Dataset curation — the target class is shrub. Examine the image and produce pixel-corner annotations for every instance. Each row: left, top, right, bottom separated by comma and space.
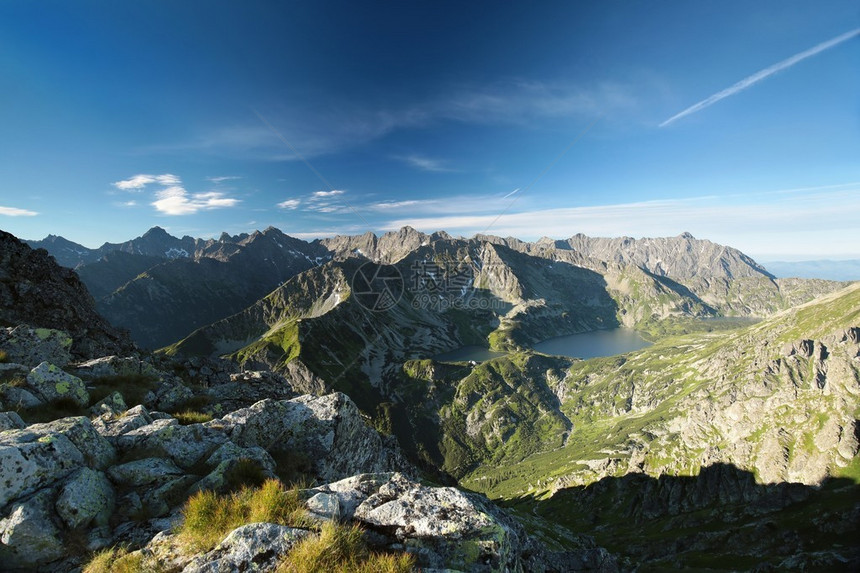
277, 521, 415, 573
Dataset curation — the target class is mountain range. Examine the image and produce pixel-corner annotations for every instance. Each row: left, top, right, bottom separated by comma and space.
27, 226, 848, 350
6, 225, 860, 569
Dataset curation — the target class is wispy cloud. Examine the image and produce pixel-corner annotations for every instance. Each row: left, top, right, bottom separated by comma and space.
277, 199, 301, 209
143, 79, 630, 161
395, 154, 456, 172
661, 28, 860, 127
380, 184, 860, 257
207, 176, 242, 183
0, 206, 38, 217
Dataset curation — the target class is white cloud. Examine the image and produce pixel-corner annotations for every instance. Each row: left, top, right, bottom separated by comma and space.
661, 27, 860, 127
153, 187, 239, 215
277, 199, 301, 209
396, 155, 455, 172
311, 190, 344, 198
208, 176, 241, 183
113, 173, 181, 190
113, 174, 157, 190
0, 206, 38, 217
112, 173, 241, 215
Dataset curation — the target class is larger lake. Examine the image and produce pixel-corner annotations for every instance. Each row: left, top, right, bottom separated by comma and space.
433, 328, 652, 363
532, 328, 651, 359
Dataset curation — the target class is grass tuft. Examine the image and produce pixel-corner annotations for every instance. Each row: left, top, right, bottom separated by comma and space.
82, 546, 149, 573
179, 479, 307, 553
173, 410, 213, 425
277, 521, 415, 573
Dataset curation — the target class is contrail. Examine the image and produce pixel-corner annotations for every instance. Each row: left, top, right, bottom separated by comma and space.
502, 188, 520, 199
660, 27, 860, 127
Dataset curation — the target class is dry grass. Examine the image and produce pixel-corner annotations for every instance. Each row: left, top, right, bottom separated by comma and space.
82, 546, 152, 573
172, 409, 213, 425
277, 521, 415, 573
179, 478, 308, 552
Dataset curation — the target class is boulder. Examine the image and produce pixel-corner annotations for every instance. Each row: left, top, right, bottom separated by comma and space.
73, 355, 160, 380
0, 430, 83, 508
27, 416, 116, 470
116, 418, 227, 470
90, 390, 128, 416
146, 378, 194, 411
55, 467, 115, 529
309, 472, 537, 572
93, 404, 153, 439
0, 326, 73, 368
0, 488, 65, 567
0, 411, 25, 432
353, 473, 530, 572
216, 393, 409, 482
108, 457, 184, 487
182, 523, 310, 573
0, 386, 43, 409
26, 361, 89, 406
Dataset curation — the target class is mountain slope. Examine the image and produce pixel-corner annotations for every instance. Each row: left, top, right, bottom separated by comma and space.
0, 230, 133, 358
97, 228, 329, 349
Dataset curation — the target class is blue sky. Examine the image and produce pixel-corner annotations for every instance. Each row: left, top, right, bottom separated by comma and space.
1, 1, 858, 259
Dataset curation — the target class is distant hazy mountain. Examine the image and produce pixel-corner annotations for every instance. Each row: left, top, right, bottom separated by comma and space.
760, 259, 860, 281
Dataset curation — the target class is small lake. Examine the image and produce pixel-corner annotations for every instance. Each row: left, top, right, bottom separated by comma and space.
432, 328, 652, 363
433, 345, 507, 363
532, 328, 651, 359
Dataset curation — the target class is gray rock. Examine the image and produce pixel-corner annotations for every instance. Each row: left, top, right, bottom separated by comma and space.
182, 523, 310, 573
0, 325, 73, 368
0, 386, 43, 409
55, 467, 115, 529
108, 457, 184, 487
26, 361, 89, 406
27, 416, 116, 470
192, 444, 278, 494
217, 393, 409, 482
306, 491, 340, 521
311, 473, 394, 520
90, 390, 128, 416
93, 403, 153, 439
0, 488, 65, 567
147, 378, 194, 411
142, 475, 200, 518
116, 418, 227, 469
0, 430, 83, 508
73, 355, 160, 380
353, 472, 531, 572
0, 411, 25, 432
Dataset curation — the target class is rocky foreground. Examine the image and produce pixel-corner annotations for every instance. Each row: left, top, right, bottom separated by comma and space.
0, 325, 613, 571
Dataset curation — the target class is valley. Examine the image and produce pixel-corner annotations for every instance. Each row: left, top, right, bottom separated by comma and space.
3, 225, 858, 570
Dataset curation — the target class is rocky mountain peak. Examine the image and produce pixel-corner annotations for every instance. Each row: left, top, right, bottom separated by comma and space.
0, 230, 133, 358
